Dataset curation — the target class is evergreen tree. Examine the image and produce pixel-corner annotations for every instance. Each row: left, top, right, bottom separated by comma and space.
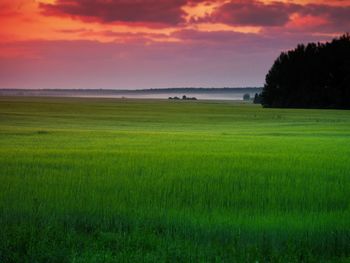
261, 34, 350, 109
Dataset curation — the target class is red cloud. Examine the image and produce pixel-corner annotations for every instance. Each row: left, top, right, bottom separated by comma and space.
298, 4, 350, 32
38, 0, 350, 32
39, 0, 189, 26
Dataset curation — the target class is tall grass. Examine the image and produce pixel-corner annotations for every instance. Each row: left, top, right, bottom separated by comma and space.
0, 96, 349, 262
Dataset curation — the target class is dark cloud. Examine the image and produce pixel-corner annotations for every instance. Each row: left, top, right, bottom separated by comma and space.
299, 4, 350, 32
210, 0, 350, 30
39, 0, 350, 31
171, 29, 327, 54
39, 0, 189, 26
210, 1, 299, 27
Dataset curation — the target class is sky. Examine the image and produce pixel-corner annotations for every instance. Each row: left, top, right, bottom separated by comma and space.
1, 0, 350, 89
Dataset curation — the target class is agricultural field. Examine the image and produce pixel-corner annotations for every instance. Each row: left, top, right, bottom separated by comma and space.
0, 96, 349, 262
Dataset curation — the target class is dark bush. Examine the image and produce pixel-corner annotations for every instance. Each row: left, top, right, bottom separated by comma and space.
243, 93, 251, 101
253, 93, 263, 104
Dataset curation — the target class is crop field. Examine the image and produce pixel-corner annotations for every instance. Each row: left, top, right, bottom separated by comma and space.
0, 96, 349, 262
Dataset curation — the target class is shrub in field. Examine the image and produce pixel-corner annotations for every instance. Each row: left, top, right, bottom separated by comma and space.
253, 93, 263, 104
243, 93, 251, 101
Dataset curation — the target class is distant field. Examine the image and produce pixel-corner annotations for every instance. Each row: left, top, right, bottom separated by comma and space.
0, 96, 349, 262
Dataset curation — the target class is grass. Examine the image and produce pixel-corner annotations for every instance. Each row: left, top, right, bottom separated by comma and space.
0, 96, 349, 262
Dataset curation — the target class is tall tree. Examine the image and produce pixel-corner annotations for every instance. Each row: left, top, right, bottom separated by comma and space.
261, 34, 350, 109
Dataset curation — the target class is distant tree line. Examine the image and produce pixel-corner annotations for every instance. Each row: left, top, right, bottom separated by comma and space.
168, 95, 197, 100
260, 33, 350, 109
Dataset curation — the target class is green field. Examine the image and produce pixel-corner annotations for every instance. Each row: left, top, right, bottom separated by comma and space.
0, 96, 349, 262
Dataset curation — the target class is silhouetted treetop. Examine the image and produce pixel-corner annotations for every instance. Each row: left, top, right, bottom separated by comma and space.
261, 33, 350, 109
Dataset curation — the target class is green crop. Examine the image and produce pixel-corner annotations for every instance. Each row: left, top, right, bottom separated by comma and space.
0, 96, 349, 262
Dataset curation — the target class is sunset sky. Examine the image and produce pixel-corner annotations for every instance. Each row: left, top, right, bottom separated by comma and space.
1, 0, 350, 89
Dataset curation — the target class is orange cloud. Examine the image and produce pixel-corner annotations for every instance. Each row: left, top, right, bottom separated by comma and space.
1, 0, 349, 89
1, 0, 349, 44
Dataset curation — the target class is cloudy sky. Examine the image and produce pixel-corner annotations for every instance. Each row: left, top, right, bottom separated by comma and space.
1, 0, 349, 89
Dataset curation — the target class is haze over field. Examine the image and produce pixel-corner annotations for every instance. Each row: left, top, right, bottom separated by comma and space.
1, 0, 350, 89
0, 88, 262, 100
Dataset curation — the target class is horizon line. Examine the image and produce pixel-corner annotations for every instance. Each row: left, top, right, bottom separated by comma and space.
0, 87, 263, 91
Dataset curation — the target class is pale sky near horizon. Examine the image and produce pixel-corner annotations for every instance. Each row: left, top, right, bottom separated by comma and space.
1, 0, 349, 89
